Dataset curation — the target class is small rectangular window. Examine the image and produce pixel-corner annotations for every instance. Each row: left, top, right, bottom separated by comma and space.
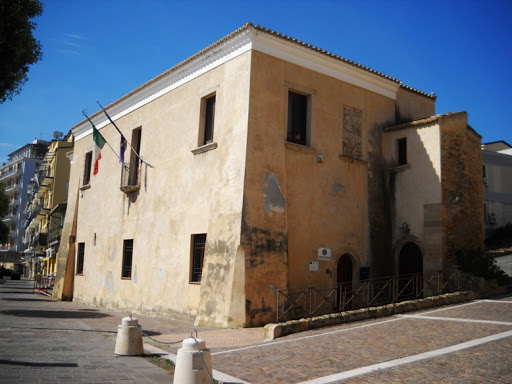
198, 94, 216, 146
397, 138, 407, 165
76, 242, 85, 275
287, 91, 309, 146
83, 152, 92, 185
190, 234, 206, 283
122, 239, 133, 279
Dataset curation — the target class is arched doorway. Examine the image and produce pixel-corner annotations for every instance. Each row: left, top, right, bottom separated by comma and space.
399, 242, 423, 276
398, 242, 423, 299
336, 254, 353, 309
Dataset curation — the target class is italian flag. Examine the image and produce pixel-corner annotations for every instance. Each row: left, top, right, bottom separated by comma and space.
92, 123, 106, 175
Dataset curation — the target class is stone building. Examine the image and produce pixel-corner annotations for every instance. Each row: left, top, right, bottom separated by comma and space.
53, 23, 484, 327
481, 141, 512, 237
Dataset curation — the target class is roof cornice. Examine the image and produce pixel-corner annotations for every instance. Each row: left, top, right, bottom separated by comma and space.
73, 22, 428, 141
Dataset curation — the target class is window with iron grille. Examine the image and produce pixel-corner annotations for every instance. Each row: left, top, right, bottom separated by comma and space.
122, 239, 133, 279
83, 152, 92, 185
190, 234, 206, 283
76, 242, 85, 275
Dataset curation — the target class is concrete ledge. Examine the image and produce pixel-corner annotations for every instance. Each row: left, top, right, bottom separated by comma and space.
264, 291, 478, 341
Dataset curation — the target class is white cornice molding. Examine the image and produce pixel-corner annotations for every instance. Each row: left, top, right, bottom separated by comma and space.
74, 26, 400, 141
251, 31, 399, 99
74, 28, 253, 141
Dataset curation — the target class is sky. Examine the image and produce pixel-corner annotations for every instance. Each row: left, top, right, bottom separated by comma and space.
1, 0, 511, 164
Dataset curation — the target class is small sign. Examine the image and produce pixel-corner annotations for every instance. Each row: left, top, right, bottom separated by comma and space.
318, 248, 331, 261
309, 261, 319, 272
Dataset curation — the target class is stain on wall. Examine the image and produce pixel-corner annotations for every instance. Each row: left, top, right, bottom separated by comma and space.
264, 173, 285, 215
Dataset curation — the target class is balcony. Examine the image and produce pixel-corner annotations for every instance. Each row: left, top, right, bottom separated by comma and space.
4, 182, 20, 192
0, 166, 21, 180
120, 161, 142, 193
30, 232, 47, 248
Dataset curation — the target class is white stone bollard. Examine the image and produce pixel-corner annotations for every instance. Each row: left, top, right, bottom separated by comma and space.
174, 337, 213, 384
115, 316, 144, 356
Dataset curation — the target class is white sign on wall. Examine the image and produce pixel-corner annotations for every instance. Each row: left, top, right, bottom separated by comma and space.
318, 248, 331, 260
309, 261, 319, 272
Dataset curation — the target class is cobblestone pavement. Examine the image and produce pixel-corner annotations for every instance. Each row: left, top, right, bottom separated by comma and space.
204, 297, 512, 383
2, 278, 511, 383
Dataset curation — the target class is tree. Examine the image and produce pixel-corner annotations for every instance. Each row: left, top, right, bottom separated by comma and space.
0, 0, 43, 103
0, 183, 8, 243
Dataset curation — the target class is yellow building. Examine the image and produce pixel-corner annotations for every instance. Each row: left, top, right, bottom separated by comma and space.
54, 23, 484, 327
25, 135, 73, 280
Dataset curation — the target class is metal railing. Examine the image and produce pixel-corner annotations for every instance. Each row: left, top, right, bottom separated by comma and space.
120, 161, 142, 192
33, 274, 55, 295
276, 271, 469, 323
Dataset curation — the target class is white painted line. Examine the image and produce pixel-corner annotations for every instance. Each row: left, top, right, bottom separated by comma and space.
417, 299, 481, 315
399, 314, 512, 326
296, 329, 512, 384
482, 299, 512, 304
212, 317, 404, 356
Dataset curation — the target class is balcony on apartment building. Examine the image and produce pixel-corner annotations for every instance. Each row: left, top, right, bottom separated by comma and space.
0, 165, 21, 181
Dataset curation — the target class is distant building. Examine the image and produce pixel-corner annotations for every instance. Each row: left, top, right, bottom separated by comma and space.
24, 135, 73, 279
54, 23, 484, 327
0, 140, 49, 261
482, 141, 512, 236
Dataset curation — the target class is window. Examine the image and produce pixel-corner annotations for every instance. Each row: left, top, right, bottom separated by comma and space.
83, 152, 92, 185
129, 128, 142, 186
199, 94, 216, 146
190, 234, 206, 283
287, 91, 310, 146
76, 242, 85, 274
122, 239, 133, 279
397, 137, 407, 165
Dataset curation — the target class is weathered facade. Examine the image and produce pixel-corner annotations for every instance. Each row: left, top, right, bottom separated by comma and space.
53, 23, 484, 327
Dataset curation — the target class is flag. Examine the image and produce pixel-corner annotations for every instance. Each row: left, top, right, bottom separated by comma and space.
89, 119, 106, 175
97, 102, 127, 163
120, 134, 127, 163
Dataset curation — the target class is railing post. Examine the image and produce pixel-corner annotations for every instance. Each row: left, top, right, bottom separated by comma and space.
276, 289, 280, 323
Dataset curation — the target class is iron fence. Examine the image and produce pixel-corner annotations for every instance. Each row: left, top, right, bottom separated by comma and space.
276, 270, 471, 323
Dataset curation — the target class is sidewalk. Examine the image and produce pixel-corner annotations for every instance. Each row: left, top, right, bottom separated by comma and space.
0, 278, 260, 383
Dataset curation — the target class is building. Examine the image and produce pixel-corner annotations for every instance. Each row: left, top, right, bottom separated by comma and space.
53, 23, 484, 327
482, 141, 512, 236
24, 135, 73, 279
0, 140, 49, 263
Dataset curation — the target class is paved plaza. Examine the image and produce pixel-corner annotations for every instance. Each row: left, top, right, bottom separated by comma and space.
1, 278, 511, 383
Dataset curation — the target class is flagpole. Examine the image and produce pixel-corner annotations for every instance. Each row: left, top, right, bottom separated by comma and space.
82, 111, 122, 162
96, 101, 152, 167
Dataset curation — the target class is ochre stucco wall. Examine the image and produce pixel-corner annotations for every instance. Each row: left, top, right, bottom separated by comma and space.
243, 51, 402, 325
59, 52, 251, 325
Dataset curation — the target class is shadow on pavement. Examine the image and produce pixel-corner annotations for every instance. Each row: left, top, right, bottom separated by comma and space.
0, 359, 78, 367
0, 309, 112, 319
2, 298, 52, 302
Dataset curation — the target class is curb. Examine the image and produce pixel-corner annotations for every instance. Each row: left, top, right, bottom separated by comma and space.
264, 291, 478, 341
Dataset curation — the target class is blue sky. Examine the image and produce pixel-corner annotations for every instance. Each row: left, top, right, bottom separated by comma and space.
1, 0, 511, 164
